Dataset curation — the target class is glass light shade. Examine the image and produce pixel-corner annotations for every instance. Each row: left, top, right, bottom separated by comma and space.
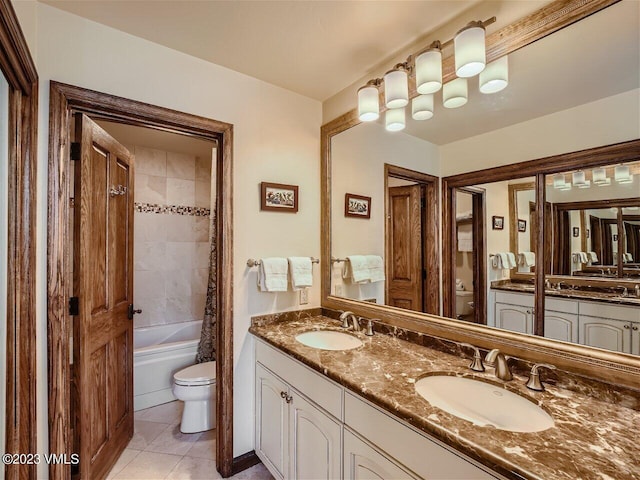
384, 69, 409, 108
443, 78, 468, 108
412, 94, 434, 120
479, 56, 508, 94
415, 49, 442, 94
592, 167, 608, 185
553, 173, 567, 189
385, 107, 406, 132
572, 171, 586, 186
454, 25, 486, 78
357, 85, 379, 122
558, 183, 572, 191
577, 180, 591, 189
615, 164, 633, 183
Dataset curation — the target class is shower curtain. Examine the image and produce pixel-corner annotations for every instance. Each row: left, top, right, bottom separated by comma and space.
196, 208, 217, 363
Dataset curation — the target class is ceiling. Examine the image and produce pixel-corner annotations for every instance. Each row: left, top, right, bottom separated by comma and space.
39, 0, 482, 101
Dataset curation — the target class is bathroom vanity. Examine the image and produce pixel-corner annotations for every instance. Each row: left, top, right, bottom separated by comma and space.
250, 312, 640, 480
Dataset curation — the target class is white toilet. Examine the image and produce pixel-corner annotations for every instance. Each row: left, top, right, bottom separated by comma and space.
172, 361, 216, 434
455, 279, 474, 318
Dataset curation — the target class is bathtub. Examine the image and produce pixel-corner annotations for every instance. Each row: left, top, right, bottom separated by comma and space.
134, 320, 202, 411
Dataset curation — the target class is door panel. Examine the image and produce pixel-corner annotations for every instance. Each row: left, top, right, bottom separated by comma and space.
387, 185, 422, 311
75, 113, 134, 479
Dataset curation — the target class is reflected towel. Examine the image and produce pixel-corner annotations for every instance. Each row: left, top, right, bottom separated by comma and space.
366, 255, 385, 283
519, 252, 536, 267
343, 255, 370, 283
588, 251, 598, 263
497, 253, 509, 269
506, 252, 517, 269
258, 257, 288, 292
288, 257, 313, 290
457, 228, 473, 252
579, 252, 588, 264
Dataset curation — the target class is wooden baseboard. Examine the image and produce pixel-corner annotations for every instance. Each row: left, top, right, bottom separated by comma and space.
230, 450, 261, 476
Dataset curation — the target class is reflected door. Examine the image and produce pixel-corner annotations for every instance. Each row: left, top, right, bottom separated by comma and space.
74, 114, 134, 479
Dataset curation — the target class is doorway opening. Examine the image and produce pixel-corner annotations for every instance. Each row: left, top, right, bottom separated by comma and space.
384, 164, 440, 315
47, 82, 235, 479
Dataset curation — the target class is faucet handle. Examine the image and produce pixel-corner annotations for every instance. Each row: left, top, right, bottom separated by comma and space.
526, 363, 556, 391
365, 319, 375, 336
459, 343, 485, 372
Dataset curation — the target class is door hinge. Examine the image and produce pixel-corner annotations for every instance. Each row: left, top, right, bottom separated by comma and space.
70, 142, 80, 161
69, 297, 79, 316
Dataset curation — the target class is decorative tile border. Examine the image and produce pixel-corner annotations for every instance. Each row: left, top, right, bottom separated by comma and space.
135, 202, 211, 217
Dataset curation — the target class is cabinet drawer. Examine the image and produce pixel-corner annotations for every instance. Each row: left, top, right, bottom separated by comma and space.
344, 392, 499, 479
256, 339, 343, 420
545, 297, 578, 314
578, 301, 640, 322
494, 291, 534, 307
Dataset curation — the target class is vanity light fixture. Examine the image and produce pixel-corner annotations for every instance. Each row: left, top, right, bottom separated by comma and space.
415, 43, 443, 94
454, 21, 486, 78
614, 164, 633, 184
357, 79, 381, 122
572, 170, 588, 187
412, 94, 434, 120
384, 64, 410, 109
479, 56, 509, 94
553, 173, 567, 189
443, 78, 468, 108
385, 107, 406, 132
592, 167, 611, 186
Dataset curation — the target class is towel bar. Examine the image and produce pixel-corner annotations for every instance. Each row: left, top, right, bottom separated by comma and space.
247, 257, 319, 268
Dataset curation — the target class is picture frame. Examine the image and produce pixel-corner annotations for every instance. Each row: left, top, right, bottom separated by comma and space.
572, 227, 580, 237
613, 233, 619, 242
261, 182, 299, 213
492, 215, 504, 230
517, 219, 527, 233
345, 193, 371, 219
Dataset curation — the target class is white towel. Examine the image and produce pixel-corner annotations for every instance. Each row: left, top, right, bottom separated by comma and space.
342, 255, 370, 283
506, 252, 517, 269
624, 252, 633, 262
457, 228, 473, 252
366, 255, 385, 283
579, 252, 588, 264
519, 252, 535, 267
257, 257, 288, 292
497, 253, 509, 269
587, 251, 598, 263
287, 257, 312, 290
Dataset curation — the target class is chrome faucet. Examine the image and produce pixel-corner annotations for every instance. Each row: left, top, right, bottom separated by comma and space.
635, 285, 640, 298
556, 281, 563, 291
339, 311, 358, 330
485, 349, 513, 381
525, 363, 556, 391
621, 287, 629, 298
460, 343, 485, 372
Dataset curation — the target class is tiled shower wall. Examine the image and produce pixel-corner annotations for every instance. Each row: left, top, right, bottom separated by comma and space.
133, 146, 214, 329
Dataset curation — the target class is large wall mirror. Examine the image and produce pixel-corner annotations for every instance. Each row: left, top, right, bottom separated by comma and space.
0, 0, 39, 477
322, 0, 640, 386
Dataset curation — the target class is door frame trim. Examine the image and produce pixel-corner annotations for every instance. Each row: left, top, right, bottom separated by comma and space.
0, 1, 39, 478
47, 82, 235, 479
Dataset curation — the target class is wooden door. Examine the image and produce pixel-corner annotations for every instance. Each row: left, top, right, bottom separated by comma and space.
387, 185, 422, 311
74, 114, 134, 479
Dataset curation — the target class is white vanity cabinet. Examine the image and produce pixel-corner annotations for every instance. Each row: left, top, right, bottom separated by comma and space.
254, 338, 505, 480
494, 292, 534, 334
544, 297, 579, 343
255, 342, 342, 480
578, 301, 640, 354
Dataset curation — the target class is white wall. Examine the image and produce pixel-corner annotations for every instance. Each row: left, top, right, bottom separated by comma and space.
330, 121, 439, 303
440, 89, 640, 176
22, 3, 322, 475
0, 69, 9, 474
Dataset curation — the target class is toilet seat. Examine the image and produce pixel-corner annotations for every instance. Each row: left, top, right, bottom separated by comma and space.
174, 361, 216, 387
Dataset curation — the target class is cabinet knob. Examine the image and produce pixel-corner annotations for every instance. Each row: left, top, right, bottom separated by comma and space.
280, 391, 287, 398
285, 394, 293, 404
633, 326, 639, 331
624, 324, 630, 330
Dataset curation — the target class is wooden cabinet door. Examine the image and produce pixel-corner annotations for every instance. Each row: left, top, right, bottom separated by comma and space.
344, 429, 418, 480
74, 114, 134, 479
544, 311, 578, 343
387, 185, 423, 311
495, 303, 532, 334
288, 389, 341, 480
578, 316, 631, 353
255, 364, 289, 480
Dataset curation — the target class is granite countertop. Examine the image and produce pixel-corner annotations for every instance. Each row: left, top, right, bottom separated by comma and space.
491, 282, 640, 307
250, 315, 640, 480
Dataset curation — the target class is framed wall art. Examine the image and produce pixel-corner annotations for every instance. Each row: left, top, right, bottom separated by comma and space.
345, 193, 371, 219
261, 182, 299, 213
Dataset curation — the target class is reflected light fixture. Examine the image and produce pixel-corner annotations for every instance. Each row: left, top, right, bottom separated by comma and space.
614, 164, 633, 183
415, 43, 443, 94
572, 170, 590, 188
592, 167, 611, 186
553, 173, 567, 189
385, 107, 406, 132
412, 94, 434, 120
443, 78, 468, 108
384, 65, 409, 109
357, 80, 381, 122
479, 56, 509, 94
454, 21, 486, 78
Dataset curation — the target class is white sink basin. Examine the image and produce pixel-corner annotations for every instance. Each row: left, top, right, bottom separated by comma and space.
415, 375, 554, 433
295, 330, 363, 351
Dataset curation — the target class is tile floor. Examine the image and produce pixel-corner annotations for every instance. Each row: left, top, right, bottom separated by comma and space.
107, 401, 273, 480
